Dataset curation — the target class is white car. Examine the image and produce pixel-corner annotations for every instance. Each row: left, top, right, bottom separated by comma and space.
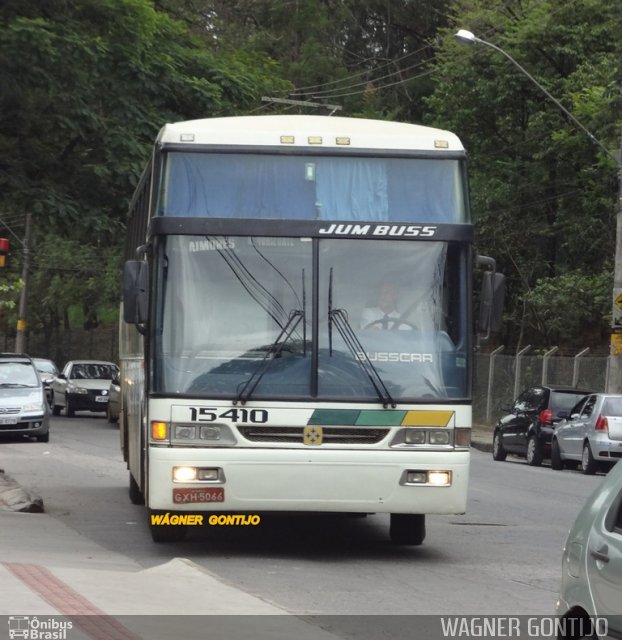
51, 360, 119, 417
556, 456, 622, 638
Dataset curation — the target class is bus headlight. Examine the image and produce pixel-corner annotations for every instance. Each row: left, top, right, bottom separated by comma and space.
404, 430, 426, 445
428, 471, 452, 486
175, 425, 197, 440
402, 470, 452, 486
428, 430, 450, 445
173, 466, 197, 482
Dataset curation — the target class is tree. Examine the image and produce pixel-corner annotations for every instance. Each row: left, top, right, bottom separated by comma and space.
0, 0, 288, 350
425, 0, 622, 349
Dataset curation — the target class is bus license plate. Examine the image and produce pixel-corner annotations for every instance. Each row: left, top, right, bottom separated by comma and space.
95, 396, 108, 403
0, 417, 17, 425
173, 487, 224, 504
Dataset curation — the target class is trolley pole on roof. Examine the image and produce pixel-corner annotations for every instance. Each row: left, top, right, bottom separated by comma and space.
261, 97, 342, 116
15, 212, 32, 354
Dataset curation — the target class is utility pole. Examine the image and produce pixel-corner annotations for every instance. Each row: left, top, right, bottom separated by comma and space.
15, 212, 32, 354
608, 131, 622, 392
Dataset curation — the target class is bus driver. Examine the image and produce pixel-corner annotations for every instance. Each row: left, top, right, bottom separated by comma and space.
360, 282, 415, 331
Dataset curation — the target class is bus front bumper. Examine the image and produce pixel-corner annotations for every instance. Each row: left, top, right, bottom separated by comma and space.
147, 448, 469, 514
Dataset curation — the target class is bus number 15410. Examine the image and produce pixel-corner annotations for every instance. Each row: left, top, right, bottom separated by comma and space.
188, 407, 268, 423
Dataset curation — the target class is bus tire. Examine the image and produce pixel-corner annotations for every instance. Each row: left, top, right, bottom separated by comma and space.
390, 513, 425, 545
129, 472, 145, 505
149, 511, 187, 543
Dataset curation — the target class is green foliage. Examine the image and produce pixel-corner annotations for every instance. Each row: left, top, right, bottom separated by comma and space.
0, 278, 23, 311
0, 0, 288, 343
426, 0, 621, 348
522, 271, 611, 347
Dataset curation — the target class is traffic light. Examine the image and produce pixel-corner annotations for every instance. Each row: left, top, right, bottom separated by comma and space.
0, 238, 8, 268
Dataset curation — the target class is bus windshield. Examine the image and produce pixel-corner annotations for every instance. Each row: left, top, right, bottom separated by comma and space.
159, 152, 468, 223
153, 235, 468, 401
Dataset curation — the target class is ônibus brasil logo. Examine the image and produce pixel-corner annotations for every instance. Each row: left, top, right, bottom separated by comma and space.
8, 616, 73, 640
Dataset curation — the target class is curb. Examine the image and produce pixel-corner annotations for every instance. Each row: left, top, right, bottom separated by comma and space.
0, 470, 44, 513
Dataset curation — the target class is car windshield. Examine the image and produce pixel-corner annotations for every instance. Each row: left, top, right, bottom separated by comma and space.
601, 397, 622, 416
70, 364, 118, 380
0, 362, 39, 387
34, 359, 57, 375
551, 391, 589, 414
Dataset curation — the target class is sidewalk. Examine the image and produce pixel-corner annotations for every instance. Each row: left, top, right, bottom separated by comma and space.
0, 429, 494, 638
0, 508, 344, 640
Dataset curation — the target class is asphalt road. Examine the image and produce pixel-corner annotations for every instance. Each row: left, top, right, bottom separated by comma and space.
0, 414, 606, 616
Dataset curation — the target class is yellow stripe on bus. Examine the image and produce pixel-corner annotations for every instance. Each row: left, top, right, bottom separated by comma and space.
401, 410, 454, 427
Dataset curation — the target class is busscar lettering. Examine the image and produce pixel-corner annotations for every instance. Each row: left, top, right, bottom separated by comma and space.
356, 351, 433, 363
318, 223, 436, 237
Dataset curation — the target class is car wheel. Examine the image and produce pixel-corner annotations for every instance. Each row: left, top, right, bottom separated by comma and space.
36, 432, 50, 443
51, 393, 61, 416
389, 513, 426, 545
582, 442, 598, 475
492, 431, 507, 461
149, 511, 187, 543
526, 435, 543, 466
66, 400, 75, 418
550, 438, 564, 471
129, 473, 145, 505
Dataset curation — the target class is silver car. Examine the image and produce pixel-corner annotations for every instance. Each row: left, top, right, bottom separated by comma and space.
556, 456, 622, 638
552, 394, 622, 474
0, 353, 49, 442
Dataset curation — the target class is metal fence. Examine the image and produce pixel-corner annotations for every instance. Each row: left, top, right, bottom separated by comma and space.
473, 348, 609, 427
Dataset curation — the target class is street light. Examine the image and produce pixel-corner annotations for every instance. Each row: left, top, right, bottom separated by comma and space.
455, 28, 622, 392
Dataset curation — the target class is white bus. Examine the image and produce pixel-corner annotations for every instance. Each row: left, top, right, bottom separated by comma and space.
120, 115, 501, 544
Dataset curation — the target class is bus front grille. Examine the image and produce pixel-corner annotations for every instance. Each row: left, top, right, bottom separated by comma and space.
237, 426, 389, 445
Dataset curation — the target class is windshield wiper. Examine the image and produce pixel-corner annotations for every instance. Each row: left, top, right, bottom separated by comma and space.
328, 308, 397, 408
0, 383, 34, 388
327, 269, 395, 408
234, 309, 304, 405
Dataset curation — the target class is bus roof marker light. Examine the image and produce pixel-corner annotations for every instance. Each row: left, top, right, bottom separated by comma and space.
180, 133, 195, 142
280, 135, 295, 144
336, 137, 350, 145
434, 140, 449, 149
308, 136, 322, 145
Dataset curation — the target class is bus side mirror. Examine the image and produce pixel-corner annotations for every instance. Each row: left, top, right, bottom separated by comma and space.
123, 260, 148, 325
476, 255, 505, 343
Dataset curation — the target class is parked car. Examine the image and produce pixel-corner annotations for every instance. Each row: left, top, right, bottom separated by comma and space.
107, 374, 120, 424
551, 393, 622, 475
492, 385, 594, 466
51, 360, 119, 417
32, 357, 59, 408
0, 352, 49, 442
556, 454, 622, 638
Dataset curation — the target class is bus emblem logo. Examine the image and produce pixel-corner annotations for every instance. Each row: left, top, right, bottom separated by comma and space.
303, 426, 323, 445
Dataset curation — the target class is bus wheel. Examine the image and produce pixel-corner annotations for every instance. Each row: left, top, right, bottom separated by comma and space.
129, 473, 145, 505
390, 513, 425, 545
149, 511, 187, 543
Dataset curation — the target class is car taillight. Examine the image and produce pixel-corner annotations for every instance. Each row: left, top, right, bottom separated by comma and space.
595, 416, 608, 431
539, 409, 553, 425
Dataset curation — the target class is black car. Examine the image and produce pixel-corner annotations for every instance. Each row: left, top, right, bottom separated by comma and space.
492, 385, 594, 466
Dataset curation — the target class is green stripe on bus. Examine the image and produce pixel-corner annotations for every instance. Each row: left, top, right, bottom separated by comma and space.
308, 409, 361, 425
355, 410, 407, 426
